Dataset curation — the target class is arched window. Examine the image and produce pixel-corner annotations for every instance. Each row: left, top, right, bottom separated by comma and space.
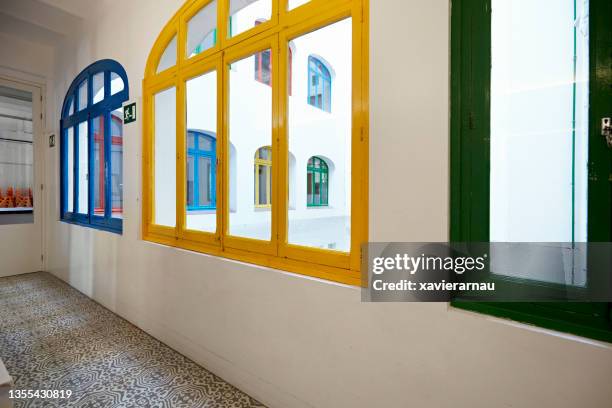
254, 146, 272, 207
307, 56, 331, 112
60, 59, 128, 233
307, 156, 328, 207
254, 20, 271, 86
187, 130, 216, 210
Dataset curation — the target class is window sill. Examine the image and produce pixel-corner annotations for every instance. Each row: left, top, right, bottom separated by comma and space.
60, 218, 122, 235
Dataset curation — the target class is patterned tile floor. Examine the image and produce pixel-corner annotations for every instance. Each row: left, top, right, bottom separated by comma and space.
0, 272, 266, 408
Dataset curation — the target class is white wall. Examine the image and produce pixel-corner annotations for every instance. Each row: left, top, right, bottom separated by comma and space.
41, 1, 612, 408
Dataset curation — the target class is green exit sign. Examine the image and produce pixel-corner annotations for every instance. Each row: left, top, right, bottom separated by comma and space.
123, 102, 137, 124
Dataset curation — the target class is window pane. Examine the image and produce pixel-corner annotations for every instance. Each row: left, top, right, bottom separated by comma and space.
92, 115, 105, 217
288, 0, 309, 10
92, 72, 104, 104
187, 0, 217, 58
157, 35, 177, 73
154, 87, 176, 227
287, 19, 351, 252
0, 86, 33, 223
111, 108, 123, 218
78, 80, 88, 111
229, 0, 271, 38
77, 121, 88, 215
66, 127, 74, 213
187, 156, 195, 207
198, 156, 213, 207
489, 0, 589, 286
228, 51, 272, 240
110, 72, 124, 96
186, 71, 217, 233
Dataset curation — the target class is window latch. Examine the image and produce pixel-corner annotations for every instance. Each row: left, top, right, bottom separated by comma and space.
602, 117, 612, 148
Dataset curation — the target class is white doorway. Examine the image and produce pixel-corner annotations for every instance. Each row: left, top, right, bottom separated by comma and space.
0, 78, 43, 277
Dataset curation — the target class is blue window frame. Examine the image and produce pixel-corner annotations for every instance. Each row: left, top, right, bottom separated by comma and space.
307, 56, 331, 112
60, 59, 129, 234
187, 130, 216, 211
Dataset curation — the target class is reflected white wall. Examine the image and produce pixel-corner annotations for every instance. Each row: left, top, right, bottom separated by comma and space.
490, 0, 589, 243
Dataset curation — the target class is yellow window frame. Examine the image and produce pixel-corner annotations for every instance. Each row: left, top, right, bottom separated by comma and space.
142, 0, 369, 286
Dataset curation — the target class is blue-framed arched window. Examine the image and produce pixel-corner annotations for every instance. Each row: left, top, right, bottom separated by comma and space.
60, 59, 129, 233
307, 56, 331, 112
187, 130, 216, 211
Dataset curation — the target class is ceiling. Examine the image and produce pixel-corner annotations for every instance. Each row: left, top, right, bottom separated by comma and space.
0, 0, 86, 47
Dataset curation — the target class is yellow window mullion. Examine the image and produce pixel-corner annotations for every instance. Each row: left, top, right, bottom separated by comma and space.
176, 79, 186, 238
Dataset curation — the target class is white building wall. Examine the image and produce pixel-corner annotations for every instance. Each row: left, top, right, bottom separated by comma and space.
40, 1, 612, 408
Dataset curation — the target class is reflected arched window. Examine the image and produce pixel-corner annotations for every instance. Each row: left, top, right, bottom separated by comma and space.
307, 156, 328, 207
187, 131, 216, 210
255, 146, 272, 207
307, 56, 331, 112
60, 59, 128, 233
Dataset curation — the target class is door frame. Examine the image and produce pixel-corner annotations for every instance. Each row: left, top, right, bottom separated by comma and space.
0, 74, 46, 272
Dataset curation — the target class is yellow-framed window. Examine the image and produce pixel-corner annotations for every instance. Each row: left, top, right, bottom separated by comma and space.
142, 0, 368, 285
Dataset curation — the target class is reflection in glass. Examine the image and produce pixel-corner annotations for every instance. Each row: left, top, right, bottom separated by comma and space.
77, 121, 88, 215
228, 50, 272, 240
92, 115, 105, 216
489, 0, 589, 285
110, 72, 124, 95
111, 108, 123, 218
66, 127, 74, 212
154, 87, 176, 227
157, 35, 177, 73
78, 80, 88, 111
186, 71, 217, 233
229, 0, 271, 38
187, 0, 217, 57
92, 72, 104, 104
287, 18, 352, 252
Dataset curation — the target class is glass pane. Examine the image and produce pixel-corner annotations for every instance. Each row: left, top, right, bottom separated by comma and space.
111, 108, 123, 218
66, 127, 74, 213
92, 72, 104, 104
186, 71, 217, 233
0, 85, 33, 223
288, 19, 352, 251
199, 135, 212, 151
157, 35, 177, 73
187, 0, 217, 58
187, 156, 195, 207
490, 0, 589, 285
78, 80, 88, 111
92, 115, 105, 217
229, 0, 271, 38
154, 87, 176, 227
228, 50, 272, 240
288, 0, 309, 10
66, 97, 74, 117
77, 121, 88, 215
110, 72, 124, 96
188, 132, 195, 149
257, 164, 270, 205
198, 156, 213, 207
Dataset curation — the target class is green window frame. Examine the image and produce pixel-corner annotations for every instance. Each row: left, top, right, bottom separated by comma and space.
307, 156, 329, 207
450, 0, 612, 343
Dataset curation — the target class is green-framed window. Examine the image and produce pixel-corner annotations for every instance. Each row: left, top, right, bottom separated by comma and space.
450, 0, 612, 342
307, 156, 329, 207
